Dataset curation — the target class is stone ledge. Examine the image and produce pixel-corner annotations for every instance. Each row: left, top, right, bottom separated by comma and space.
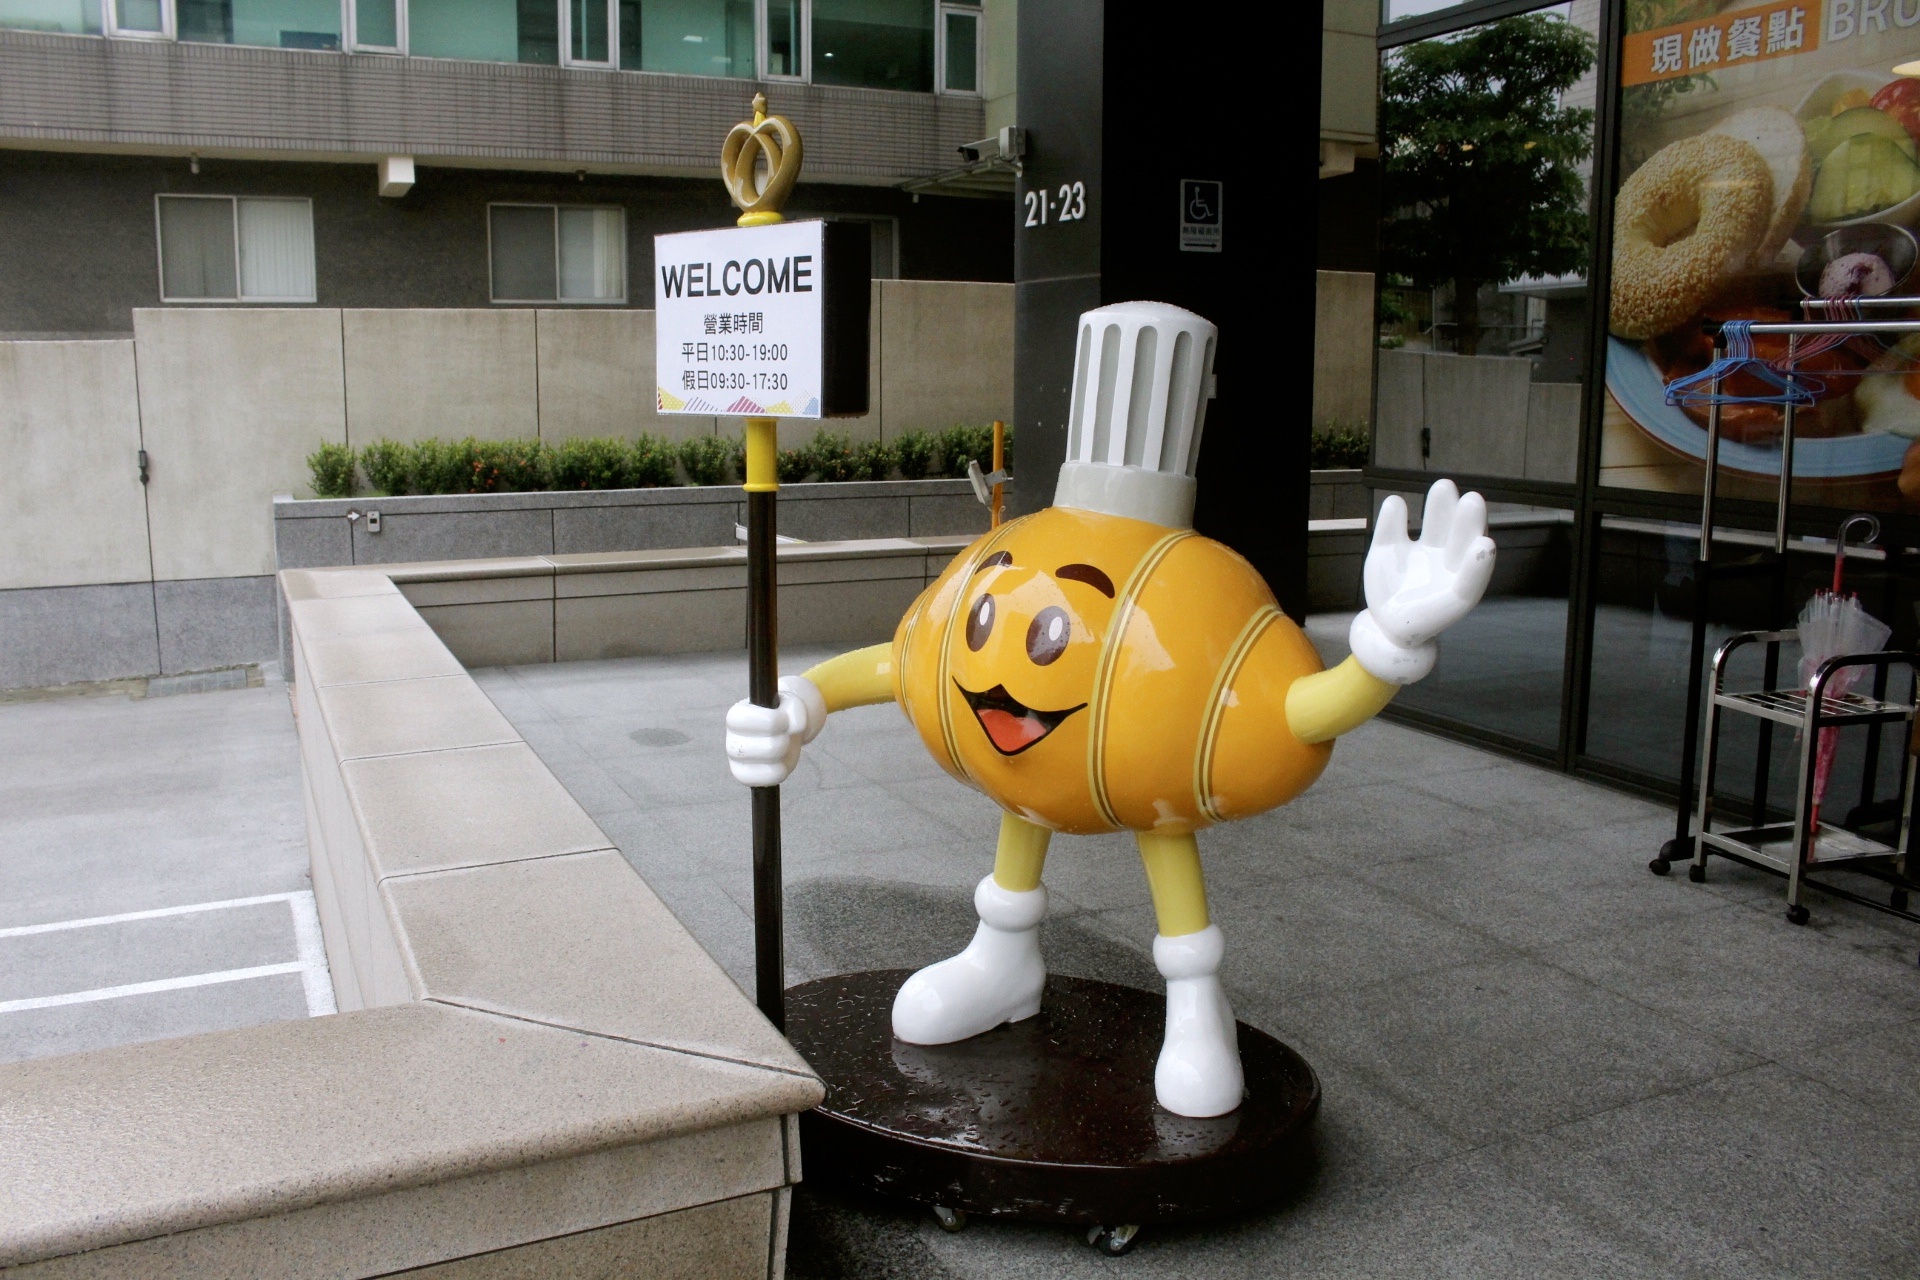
0, 550, 830, 1279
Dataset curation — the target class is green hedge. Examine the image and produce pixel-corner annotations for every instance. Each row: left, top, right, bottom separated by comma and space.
1310, 426, 1371, 470
307, 425, 1016, 498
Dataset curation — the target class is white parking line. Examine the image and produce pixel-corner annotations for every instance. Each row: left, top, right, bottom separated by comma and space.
0, 892, 308, 938
287, 892, 337, 1017
0, 891, 336, 1018
0, 963, 308, 1015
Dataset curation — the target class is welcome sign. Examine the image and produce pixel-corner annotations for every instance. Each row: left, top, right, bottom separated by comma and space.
654, 219, 868, 419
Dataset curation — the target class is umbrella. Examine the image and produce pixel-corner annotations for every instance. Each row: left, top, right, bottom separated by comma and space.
1796, 516, 1890, 856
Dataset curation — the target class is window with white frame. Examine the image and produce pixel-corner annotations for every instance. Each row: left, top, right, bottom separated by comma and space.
761, 0, 803, 77
936, 0, 975, 94
348, 0, 400, 50
108, 0, 169, 35
2, 0, 976, 95
156, 195, 316, 302
489, 204, 626, 304
563, 0, 612, 65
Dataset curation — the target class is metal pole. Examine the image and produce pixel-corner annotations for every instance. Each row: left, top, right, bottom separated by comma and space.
743, 416, 785, 1031
990, 419, 1005, 529
1754, 337, 1799, 827
1666, 337, 1725, 865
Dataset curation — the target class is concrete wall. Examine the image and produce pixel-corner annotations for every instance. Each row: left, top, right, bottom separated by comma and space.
0, 290, 1011, 690
1314, 269, 1375, 431
0, 151, 1013, 338
368, 537, 968, 669
1374, 348, 1581, 483
1322, 0, 1379, 148
0, 340, 148, 591
0, 27, 982, 184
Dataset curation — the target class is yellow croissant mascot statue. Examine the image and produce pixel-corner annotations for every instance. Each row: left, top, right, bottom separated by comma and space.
725, 301, 1496, 1118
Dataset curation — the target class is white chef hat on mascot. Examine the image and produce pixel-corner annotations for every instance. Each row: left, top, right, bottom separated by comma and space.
1053, 301, 1218, 531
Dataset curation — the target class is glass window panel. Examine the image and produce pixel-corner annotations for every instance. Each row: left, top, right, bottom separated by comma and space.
491, 205, 557, 302
571, 0, 609, 61
814, 0, 933, 91
557, 207, 625, 302
411, 0, 555, 63
1372, 7, 1596, 484
1583, 523, 1919, 821
621, 0, 753, 76
1383, 0, 1469, 23
354, 0, 396, 46
766, 0, 799, 76
237, 197, 315, 301
1307, 499, 1573, 750
158, 197, 238, 301
113, 0, 163, 30
0, 0, 102, 34
942, 9, 975, 92
179, 0, 341, 48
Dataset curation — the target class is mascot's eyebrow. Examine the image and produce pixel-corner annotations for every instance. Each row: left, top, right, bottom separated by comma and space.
1056, 564, 1115, 597
974, 551, 1013, 573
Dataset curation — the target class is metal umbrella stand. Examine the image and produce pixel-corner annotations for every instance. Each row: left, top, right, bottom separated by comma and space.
1649, 317, 1920, 956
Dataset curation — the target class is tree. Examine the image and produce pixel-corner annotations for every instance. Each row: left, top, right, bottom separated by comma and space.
1379, 14, 1595, 355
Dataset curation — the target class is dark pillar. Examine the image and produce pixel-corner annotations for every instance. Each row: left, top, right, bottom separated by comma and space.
1011, 1, 1322, 618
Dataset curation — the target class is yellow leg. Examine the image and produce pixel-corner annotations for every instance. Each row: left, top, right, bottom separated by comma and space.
1137, 831, 1210, 937
991, 812, 1051, 892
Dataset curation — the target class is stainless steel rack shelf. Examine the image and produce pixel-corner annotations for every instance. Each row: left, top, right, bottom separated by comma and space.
1689, 629, 1920, 931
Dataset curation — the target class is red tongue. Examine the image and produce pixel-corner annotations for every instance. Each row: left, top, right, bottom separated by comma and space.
978, 708, 1047, 753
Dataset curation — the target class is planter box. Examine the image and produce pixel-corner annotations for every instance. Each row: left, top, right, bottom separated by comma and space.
1309, 469, 1369, 521
272, 479, 989, 674
274, 479, 988, 572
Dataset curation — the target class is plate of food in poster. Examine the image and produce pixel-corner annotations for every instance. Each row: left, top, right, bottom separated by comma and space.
1606, 4, 1920, 504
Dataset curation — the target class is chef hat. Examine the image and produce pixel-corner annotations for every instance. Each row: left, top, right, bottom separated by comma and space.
1053, 301, 1218, 529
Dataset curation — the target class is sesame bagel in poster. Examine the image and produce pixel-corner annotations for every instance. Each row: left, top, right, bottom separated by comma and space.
1605, 0, 1920, 508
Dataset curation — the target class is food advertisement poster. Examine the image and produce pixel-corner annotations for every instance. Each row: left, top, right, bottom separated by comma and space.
1605, 0, 1920, 509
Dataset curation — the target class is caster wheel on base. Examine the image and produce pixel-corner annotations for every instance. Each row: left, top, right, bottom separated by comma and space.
1786, 904, 1810, 926
1687, 864, 1706, 884
1086, 1224, 1140, 1257
1649, 858, 1671, 877
931, 1205, 966, 1233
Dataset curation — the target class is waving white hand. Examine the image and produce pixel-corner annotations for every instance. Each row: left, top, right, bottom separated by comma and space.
1349, 479, 1497, 685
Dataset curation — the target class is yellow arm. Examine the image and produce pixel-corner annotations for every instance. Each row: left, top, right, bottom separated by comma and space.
802, 643, 897, 712
1285, 654, 1397, 745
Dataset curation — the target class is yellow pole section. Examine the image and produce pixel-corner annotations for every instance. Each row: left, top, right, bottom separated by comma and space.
990, 419, 1005, 528
744, 417, 779, 493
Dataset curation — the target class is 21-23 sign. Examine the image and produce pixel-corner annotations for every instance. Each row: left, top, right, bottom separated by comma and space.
1024, 181, 1087, 226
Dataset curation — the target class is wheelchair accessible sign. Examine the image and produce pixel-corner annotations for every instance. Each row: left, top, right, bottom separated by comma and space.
655, 220, 824, 417
1179, 179, 1222, 254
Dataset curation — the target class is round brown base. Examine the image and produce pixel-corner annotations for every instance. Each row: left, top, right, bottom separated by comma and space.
784, 970, 1320, 1228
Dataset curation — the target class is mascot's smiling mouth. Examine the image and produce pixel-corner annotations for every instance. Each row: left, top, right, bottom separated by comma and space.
955, 681, 1087, 756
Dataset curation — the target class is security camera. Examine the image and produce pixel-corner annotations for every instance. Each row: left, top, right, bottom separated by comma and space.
957, 127, 1026, 165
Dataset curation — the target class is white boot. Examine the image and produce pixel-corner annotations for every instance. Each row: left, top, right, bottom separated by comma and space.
1153, 925, 1244, 1117
892, 875, 1047, 1044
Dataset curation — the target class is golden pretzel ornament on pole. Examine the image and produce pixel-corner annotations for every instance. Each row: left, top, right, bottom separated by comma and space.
723, 92, 803, 227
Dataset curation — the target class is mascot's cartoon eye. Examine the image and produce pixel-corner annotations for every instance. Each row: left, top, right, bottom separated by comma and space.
966, 594, 995, 651
1026, 606, 1069, 666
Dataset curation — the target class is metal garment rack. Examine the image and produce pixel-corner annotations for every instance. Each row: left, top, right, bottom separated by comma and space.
1650, 317, 1920, 952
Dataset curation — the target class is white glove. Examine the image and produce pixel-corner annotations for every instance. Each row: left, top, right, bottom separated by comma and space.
724, 675, 827, 787
1350, 478, 1496, 686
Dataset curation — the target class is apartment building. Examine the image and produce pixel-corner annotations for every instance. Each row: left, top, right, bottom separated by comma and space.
0, 0, 1013, 335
